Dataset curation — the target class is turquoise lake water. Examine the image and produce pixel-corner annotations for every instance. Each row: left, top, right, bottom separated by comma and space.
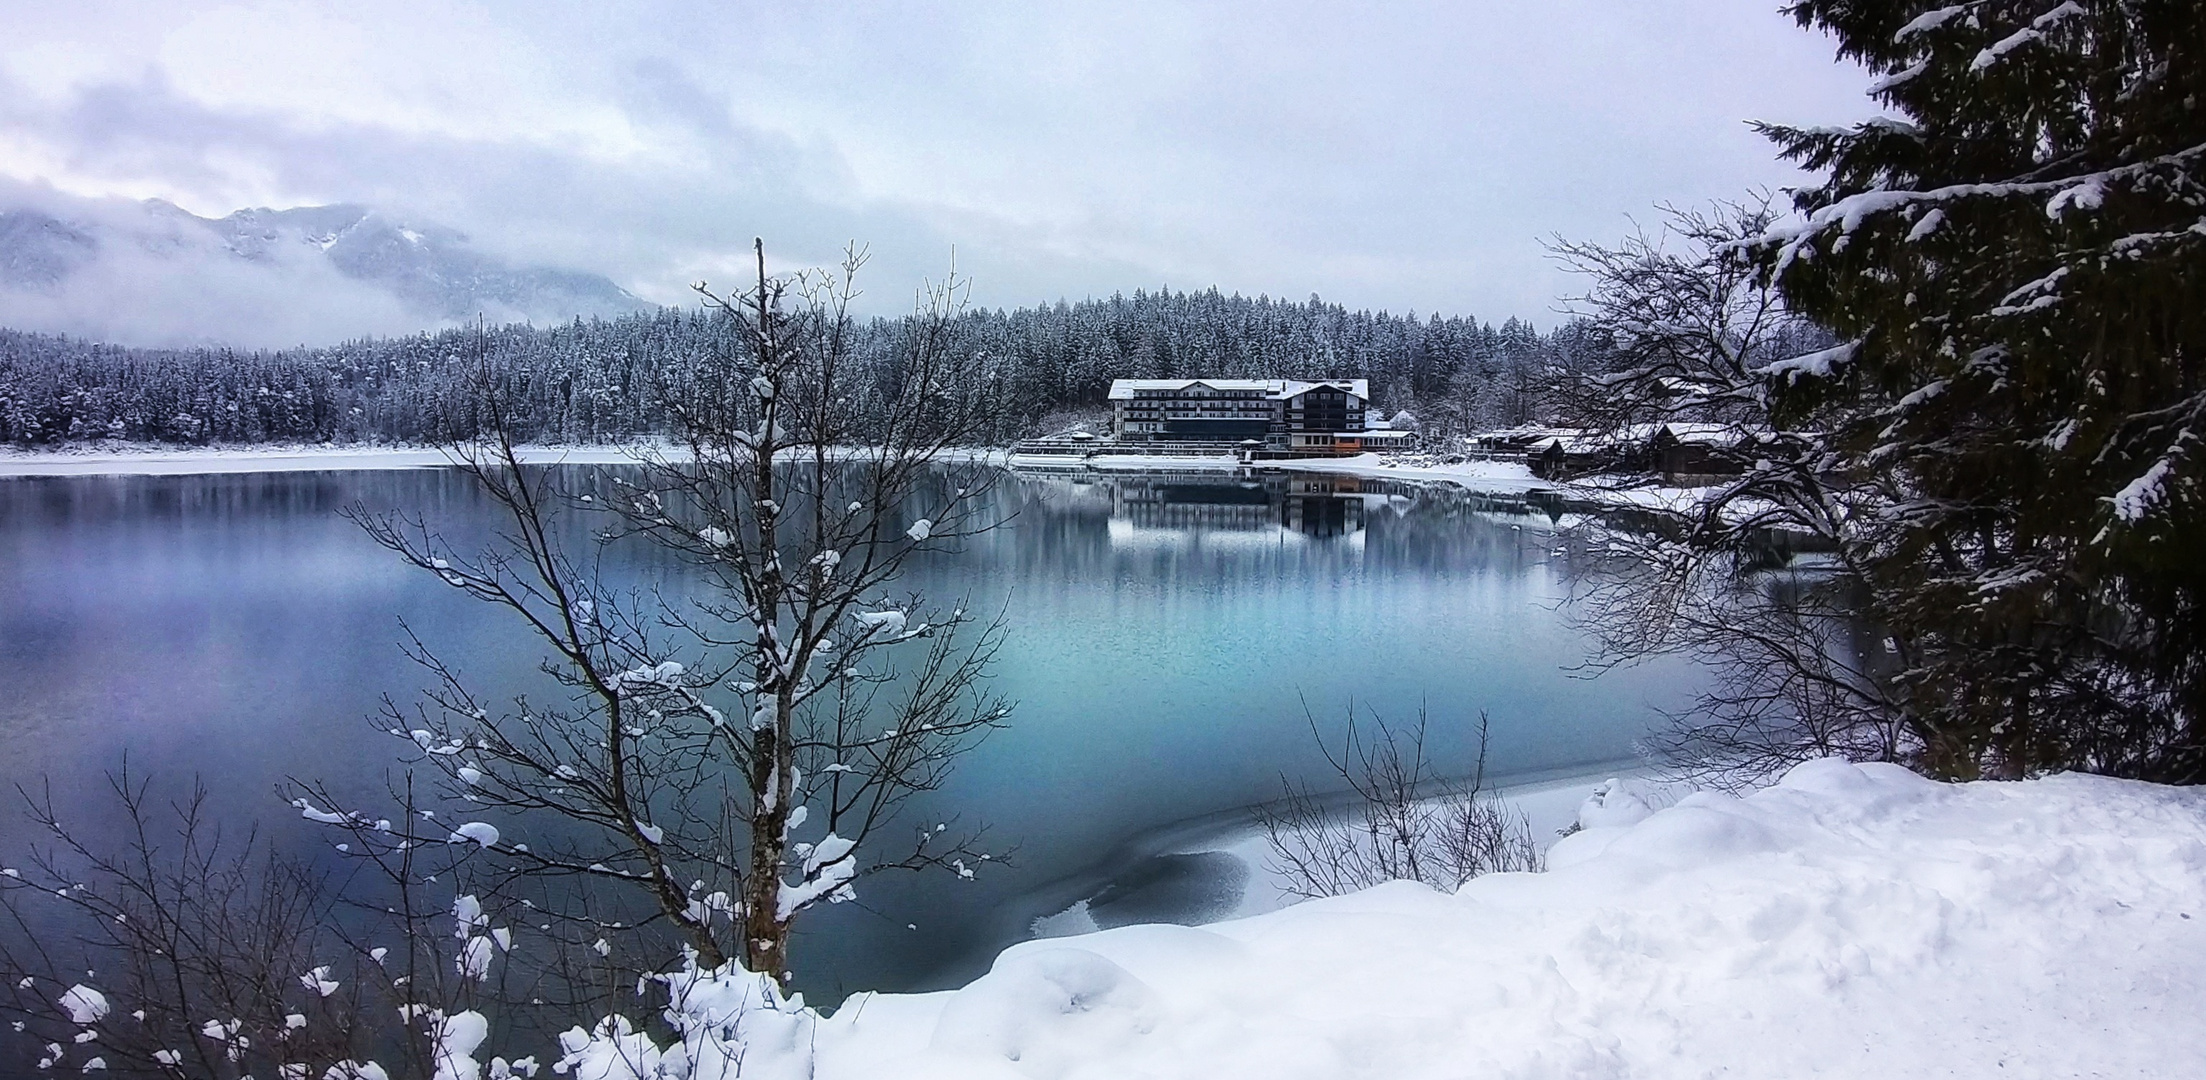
0, 464, 1696, 997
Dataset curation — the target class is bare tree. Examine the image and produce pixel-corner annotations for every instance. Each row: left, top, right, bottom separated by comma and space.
337, 242, 1012, 987
1546, 198, 1917, 782
1567, 533, 1911, 788
1256, 707, 1540, 900
0, 245, 1011, 1077
0, 772, 358, 1079
0, 767, 530, 1080
1545, 194, 1822, 436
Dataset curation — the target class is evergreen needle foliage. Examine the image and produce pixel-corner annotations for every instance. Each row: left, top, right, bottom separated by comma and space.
1752, 0, 2205, 778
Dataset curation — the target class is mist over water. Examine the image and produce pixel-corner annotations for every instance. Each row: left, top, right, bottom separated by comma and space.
0, 465, 1698, 998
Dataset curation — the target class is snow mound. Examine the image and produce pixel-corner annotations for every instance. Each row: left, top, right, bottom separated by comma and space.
928, 948, 1161, 1074
571, 759, 2206, 1078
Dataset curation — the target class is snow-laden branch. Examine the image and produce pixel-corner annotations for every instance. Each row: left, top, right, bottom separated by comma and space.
1750, 141, 2206, 274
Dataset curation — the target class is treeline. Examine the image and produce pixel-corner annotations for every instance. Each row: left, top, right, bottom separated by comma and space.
0, 291, 1600, 447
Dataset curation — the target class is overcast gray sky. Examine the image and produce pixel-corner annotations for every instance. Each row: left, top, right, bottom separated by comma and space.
1, 0, 1873, 326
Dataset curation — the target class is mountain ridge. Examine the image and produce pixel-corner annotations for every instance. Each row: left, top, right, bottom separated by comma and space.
0, 193, 655, 346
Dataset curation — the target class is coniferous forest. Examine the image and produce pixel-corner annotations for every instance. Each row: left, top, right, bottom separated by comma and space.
0, 294, 1582, 448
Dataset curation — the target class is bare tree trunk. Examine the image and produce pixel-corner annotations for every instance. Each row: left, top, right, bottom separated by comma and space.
332, 240, 1011, 993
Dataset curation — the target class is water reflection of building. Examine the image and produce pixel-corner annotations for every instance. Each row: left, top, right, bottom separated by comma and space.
1003, 466, 1575, 582
1282, 492, 1362, 537
1105, 474, 1369, 543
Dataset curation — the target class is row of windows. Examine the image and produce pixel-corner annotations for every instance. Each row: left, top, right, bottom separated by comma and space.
1127, 389, 1268, 399
1124, 389, 1364, 401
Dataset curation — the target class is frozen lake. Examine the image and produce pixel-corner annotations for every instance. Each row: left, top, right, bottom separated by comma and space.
0, 464, 1696, 998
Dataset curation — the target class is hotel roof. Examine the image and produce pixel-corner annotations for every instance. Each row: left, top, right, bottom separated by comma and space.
1106, 378, 1370, 401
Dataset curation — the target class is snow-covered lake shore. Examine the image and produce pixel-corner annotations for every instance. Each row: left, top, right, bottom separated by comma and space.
2, 442, 1674, 506
0, 443, 650, 477
1012, 449, 1717, 511
1005, 450, 1550, 488
563, 759, 2206, 1079
1019, 762, 1649, 940
0, 443, 1013, 477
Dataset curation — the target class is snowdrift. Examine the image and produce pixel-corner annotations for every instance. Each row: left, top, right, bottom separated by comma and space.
565, 759, 2206, 1079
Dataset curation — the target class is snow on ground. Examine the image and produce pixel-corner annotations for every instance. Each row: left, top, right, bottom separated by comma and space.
5, 441, 1664, 514
1163, 767, 1655, 927
0, 442, 658, 477
1270, 454, 1721, 513
1031, 453, 1247, 472
4, 442, 1658, 513
1020, 771, 1624, 940
1007, 451, 1704, 510
569, 759, 2206, 1079
1010, 451, 1557, 490
0, 443, 1009, 478
1270, 453, 1553, 493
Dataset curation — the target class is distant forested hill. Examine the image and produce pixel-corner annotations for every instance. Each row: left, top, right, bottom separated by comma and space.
0, 290, 1595, 447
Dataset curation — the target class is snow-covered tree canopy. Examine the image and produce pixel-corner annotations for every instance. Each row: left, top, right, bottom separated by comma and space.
0, 294, 1598, 449
1750, 0, 2205, 780
1547, 196, 1832, 437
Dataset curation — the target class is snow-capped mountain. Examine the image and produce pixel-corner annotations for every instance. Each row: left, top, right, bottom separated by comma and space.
1, 205, 121, 293
0, 192, 654, 347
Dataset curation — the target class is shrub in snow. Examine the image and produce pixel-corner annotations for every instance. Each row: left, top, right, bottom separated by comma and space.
554, 960, 814, 1080
17, 759, 2206, 1078
1257, 707, 1541, 897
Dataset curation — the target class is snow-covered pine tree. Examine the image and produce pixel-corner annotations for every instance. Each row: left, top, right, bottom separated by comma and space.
1754, 0, 2205, 779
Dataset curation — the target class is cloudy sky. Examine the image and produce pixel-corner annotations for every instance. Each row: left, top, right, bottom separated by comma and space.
2, 0, 1873, 338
